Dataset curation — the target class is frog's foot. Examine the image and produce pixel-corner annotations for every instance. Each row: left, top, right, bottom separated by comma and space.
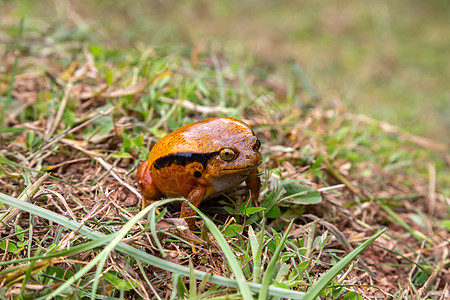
142, 198, 161, 215
245, 169, 261, 207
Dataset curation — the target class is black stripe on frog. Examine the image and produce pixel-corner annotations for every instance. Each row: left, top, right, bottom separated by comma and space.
153, 151, 219, 170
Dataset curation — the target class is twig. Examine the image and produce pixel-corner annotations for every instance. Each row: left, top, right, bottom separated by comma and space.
408, 241, 425, 299
60, 138, 103, 157
41, 106, 114, 152
60, 138, 141, 199
45, 81, 74, 140
45, 189, 77, 221
317, 184, 346, 192
95, 157, 142, 199
323, 156, 362, 197
438, 283, 448, 300
45, 157, 90, 170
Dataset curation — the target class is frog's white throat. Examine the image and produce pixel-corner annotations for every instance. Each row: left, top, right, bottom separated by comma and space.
209, 171, 251, 193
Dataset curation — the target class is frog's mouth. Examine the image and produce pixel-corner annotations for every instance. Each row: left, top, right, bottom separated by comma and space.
220, 165, 258, 175
223, 166, 253, 171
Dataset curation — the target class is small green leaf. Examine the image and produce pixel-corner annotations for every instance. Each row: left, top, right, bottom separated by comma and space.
244, 207, 266, 216
266, 205, 281, 218
15, 225, 25, 241
441, 220, 450, 231
103, 271, 138, 291
238, 202, 266, 215
105, 67, 113, 85
89, 45, 104, 57
332, 286, 345, 298
121, 130, 131, 152
62, 109, 76, 127
111, 152, 133, 159
17, 240, 27, 248
133, 135, 144, 148
296, 258, 312, 277
0, 240, 18, 252
343, 291, 363, 300
222, 224, 243, 237
223, 206, 235, 215
26, 131, 35, 150
93, 116, 114, 137
280, 181, 322, 205
311, 155, 323, 170
148, 127, 167, 138
360, 168, 372, 177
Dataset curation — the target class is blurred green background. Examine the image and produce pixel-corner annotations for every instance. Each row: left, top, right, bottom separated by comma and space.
2, 0, 449, 143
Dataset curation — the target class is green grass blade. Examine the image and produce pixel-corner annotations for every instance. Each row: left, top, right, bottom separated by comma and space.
258, 220, 294, 300
380, 204, 431, 243
5, 18, 24, 109
303, 227, 387, 300
170, 273, 181, 300
20, 247, 40, 295
248, 225, 262, 284
197, 271, 213, 294
0, 192, 307, 299
0, 234, 117, 271
188, 202, 253, 300
189, 259, 197, 297
150, 207, 168, 258
45, 199, 171, 299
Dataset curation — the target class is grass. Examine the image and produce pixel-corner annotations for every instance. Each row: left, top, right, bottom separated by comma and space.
1, 2, 449, 299
5, 0, 449, 142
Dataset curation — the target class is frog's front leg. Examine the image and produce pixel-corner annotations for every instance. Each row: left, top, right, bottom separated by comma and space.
137, 160, 162, 209
180, 186, 207, 230
245, 169, 261, 207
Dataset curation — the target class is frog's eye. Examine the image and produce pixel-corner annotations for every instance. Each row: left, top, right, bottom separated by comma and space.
219, 148, 237, 161
253, 139, 261, 151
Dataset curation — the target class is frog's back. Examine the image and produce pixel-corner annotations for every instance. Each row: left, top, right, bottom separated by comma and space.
148, 117, 254, 165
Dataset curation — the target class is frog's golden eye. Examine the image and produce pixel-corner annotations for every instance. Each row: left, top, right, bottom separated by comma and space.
219, 148, 236, 161
253, 139, 261, 151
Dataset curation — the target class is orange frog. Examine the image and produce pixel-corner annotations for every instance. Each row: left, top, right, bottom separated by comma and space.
137, 117, 262, 230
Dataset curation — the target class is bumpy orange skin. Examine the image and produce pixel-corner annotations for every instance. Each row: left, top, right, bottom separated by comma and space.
137, 117, 262, 230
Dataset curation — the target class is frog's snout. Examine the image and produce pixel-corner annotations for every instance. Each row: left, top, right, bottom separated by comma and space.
248, 152, 262, 166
